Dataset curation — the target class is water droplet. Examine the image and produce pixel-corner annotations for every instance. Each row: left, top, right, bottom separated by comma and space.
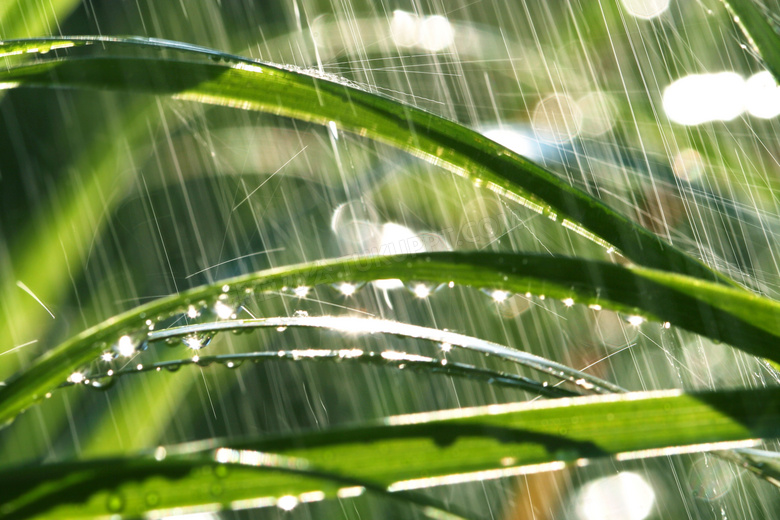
187, 305, 201, 319
68, 372, 85, 384
626, 315, 645, 326
482, 288, 511, 303
117, 335, 135, 357
332, 282, 364, 296
688, 456, 737, 501
495, 294, 532, 318
88, 378, 116, 391
276, 326, 288, 332
405, 281, 441, 299
293, 286, 310, 298
183, 334, 212, 350
101, 351, 115, 362
214, 300, 235, 319
293, 310, 309, 317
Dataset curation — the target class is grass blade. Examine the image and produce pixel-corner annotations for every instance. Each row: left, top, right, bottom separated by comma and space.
145, 316, 621, 393
0, 36, 740, 285
723, 0, 780, 82
2, 386, 779, 519
1, 251, 779, 426
63, 348, 579, 398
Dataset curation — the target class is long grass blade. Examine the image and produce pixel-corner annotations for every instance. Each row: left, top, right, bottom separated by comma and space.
3, 386, 780, 519
145, 317, 621, 393
0, 36, 740, 286
63, 348, 579, 399
1, 251, 779, 426
723, 0, 780, 82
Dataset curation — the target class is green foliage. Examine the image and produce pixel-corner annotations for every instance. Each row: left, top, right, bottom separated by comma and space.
3, 0, 780, 519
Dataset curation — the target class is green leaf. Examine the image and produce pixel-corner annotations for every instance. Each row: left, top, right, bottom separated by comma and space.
144, 316, 622, 393
0, 1, 82, 40
64, 347, 581, 398
0, 36, 740, 286
3, 386, 780, 519
1, 251, 780, 427
723, 0, 780, 82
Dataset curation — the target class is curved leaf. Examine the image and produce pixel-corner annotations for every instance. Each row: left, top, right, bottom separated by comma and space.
64, 348, 579, 399
724, 0, 780, 82
0, 36, 737, 285
144, 316, 621, 393
1, 251, 780, 426
3, 386, 780, 519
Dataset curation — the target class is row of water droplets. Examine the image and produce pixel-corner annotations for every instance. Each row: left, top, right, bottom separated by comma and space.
56, 272, 661, 397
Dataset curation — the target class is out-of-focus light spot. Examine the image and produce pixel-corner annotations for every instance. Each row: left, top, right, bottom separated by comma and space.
577, 91, 617, 136
69, 372, 84, 384
154, 446, 167, 461
381, 222, 426, 255
440, 342, 452, 352
491, 290, 510, 303
293, 286, 310, 298
482, 128, 542, 159
672, 149, 706, 182
621, 0, 670, 19
418, 15, 454, 51
391, 11, 454, 52
577, 472, 655, 520
744, 71, 780, 119
390, 10, 419, 47
563, 298, 575, 307
101, 352, 114, 362
532, 94, 582, 143
277, 495, 299, 511
663, 72, 745, 125
118, 335, 135, 357
627, 315, 645, 326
